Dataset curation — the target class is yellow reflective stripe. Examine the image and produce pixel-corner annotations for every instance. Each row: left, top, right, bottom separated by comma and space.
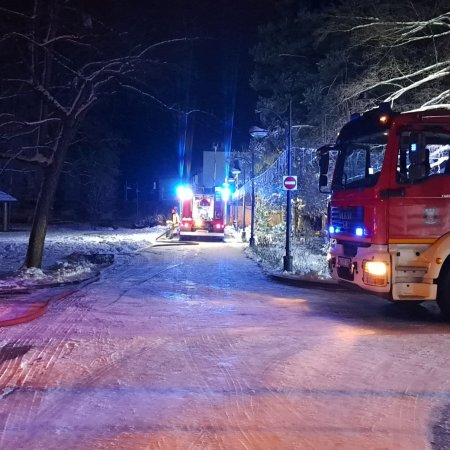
388, 238, 437, 244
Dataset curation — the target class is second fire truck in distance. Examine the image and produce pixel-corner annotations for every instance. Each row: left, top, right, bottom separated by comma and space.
176, 185, 227, 241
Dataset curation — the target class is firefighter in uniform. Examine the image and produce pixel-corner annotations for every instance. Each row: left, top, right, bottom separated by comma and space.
171, 206, 179, 227
166, 206, 179, 239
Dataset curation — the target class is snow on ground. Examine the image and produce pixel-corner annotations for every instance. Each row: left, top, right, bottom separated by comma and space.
0, 224, 329, 291
0, 224, 166, 290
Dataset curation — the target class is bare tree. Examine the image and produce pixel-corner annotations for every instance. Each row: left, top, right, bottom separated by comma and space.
0, 1, 187, 268
322, 0, 450, 109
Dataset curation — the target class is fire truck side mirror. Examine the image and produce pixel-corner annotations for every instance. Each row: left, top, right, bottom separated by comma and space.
319, 174, 328, 189
317, 145, 332, 193
317, 145, 331, 175
319, 154, 329, 175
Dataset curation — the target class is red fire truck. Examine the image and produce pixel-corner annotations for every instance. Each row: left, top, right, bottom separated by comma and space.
177, 185, 226, 241
318, 104, 450, 316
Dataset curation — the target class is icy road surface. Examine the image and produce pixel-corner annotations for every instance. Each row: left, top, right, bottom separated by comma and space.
0, 241, 449, 449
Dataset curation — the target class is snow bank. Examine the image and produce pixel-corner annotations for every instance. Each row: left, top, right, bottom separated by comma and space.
0, 224, 165, 290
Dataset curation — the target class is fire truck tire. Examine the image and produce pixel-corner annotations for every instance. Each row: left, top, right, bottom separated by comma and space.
437, 267, 450, 318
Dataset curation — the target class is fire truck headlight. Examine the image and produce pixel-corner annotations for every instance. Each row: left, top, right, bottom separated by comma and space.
365, 261, 387, 276
363, 260, 388, 286
215, 223, 222, 229
195, 219, 203, 227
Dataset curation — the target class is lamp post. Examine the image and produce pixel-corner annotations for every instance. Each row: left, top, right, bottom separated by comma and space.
249, 100, 293, 271
250, 148, 256, 247
231, 160, 241, 231
241, 166, 247, 241
248, 126, 267, 247
226, 170, 235, 227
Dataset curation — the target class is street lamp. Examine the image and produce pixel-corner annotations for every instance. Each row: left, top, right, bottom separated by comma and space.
249, 100, 294, 272
225, 171, 235, 227
231, 160, 241, 231
247, 126, 266, 247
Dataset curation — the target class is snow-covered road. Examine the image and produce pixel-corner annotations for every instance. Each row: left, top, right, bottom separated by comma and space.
0, 240, 449, 449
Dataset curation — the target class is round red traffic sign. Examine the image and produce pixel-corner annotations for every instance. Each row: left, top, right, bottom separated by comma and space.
283, 175, 297, 190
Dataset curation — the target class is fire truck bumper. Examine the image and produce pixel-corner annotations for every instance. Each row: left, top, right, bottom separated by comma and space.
328, 242, 391, 295
392, 283, 437, 301
329, 241, 439, 301
180, 231, 224, 239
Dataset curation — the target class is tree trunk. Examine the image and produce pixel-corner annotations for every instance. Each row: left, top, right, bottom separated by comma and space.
25, 121, 77, 268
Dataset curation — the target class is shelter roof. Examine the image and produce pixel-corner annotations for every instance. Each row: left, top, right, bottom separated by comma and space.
0, 191, 17, 202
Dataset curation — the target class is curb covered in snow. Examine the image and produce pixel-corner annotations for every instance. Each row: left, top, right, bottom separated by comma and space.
270, 272, 349, 291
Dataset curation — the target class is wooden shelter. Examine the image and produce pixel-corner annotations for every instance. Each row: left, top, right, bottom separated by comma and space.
0, 191, 17, 231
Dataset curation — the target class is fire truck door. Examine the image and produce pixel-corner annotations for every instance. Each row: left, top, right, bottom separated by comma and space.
388, 128, 450, 242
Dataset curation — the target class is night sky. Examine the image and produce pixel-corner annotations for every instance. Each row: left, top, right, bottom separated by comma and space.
98, 0, 276, 188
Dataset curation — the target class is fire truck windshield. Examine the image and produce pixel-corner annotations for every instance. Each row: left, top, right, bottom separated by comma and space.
332, 131, 388, 190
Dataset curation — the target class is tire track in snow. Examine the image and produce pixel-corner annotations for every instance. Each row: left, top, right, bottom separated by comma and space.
0, 286, 99, 447
14, 253, 174, 428
151, 245, 259, 450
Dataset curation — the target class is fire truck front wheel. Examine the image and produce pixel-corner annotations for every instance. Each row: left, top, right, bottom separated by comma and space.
437, 266, 450, 318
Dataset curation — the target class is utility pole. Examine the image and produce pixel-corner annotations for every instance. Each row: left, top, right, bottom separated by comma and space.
250, 148, 256, 247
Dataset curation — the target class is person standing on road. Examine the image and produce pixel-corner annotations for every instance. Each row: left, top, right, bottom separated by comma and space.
166, 206, 180, 239
171, 206, 179, 227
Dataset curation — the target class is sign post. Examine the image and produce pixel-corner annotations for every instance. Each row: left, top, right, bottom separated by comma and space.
284, 100, 293, 272
283, 175, 297, 191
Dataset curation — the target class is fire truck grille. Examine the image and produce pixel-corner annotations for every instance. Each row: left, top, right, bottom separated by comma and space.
330, 206, 364, 234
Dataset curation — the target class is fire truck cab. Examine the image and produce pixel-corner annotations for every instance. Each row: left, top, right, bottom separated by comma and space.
318, 104, 450, 316
177, 185, 226, 241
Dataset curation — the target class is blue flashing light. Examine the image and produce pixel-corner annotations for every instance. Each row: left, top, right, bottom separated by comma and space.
335, 227, 341, 233
355, 227, 364, 237
328, 225, 335, 234
221, 186, 231, 202
410, 143, 417, 152
176, 185, 193, 200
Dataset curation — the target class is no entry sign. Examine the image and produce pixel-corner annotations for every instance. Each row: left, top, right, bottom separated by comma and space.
282, 175, 298, 190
